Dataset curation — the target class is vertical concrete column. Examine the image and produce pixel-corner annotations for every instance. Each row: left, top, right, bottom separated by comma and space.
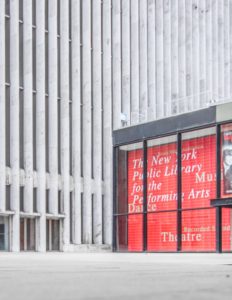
121, 0, 130, 120
229, 1, 232, 99
205, 0, 212, 98
10, 0, 20, 252
112, 0, 121, 130
24, 0, 33, 214
72, 0, 81, 245
103, 0, 112, 245
192, 0, 199, 109
212, 0, 218, 96
199, 0, 206, 107
147, 0, 156, 115
139, 0, 148, 117
163, 0, 171, 116
171, 0, 178, 113
0, 2, 5, 213
131, 1, 139, 121
156, 0, 164, 118
37, 0, 46, 252
223, 0, 230, 98
178, 0, 186, 111
49, 0, 58, 215
185, 0, 192, 103
218, 0, 224, 97
61, 0, 70, 251
93, 0, 102, 244
82, 0, 91, 244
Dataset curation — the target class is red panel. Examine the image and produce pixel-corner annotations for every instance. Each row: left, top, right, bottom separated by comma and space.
147, 212, 177, 251
181, 209, 216, 251
222, 208, 231, 251
181, 135, 216, 209
128, 214, 143, 251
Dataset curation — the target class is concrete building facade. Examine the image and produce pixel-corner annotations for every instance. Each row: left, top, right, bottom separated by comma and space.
1, 0, 232, 252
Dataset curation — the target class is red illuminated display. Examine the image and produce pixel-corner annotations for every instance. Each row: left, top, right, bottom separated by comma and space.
126, 134, 231, 251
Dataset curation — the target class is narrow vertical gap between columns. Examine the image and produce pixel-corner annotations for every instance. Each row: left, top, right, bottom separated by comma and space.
177, 133, 182, 252
216, 124, 222, 253
143, 139, 147, 251
113, 147, 117, 251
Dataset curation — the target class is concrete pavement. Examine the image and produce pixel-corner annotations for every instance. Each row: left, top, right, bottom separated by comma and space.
0, 253, 232, 300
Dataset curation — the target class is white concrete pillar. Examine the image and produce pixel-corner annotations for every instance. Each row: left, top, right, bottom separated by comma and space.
156, 0, 164, 118
229, 1, 232, 99
131, 0, 139, 121
212, 0, 218, 96
147, 0, 156, 115
224, 0, 230, 98
199, 0, 206, 107
103, 0, 112, 245
112, 0, 121, 130
139, 0, 148, 117
218, 0, 224, 97
82, 0, 92, 244
185, 0, 192, 105
24, 0, 33, 214
61, 0, 70, 251
205, 0, 212, 97
93, 0, 102, 245
163, 0, 171, 116
49, 0, 58, 215
192, 0, 199, 109
10, 0, 20, 252
121, 0, 130, 118
72, 0, 81, 245
0, 1, 5, 213
178, 0, 186, 111
171, 0, 178, 113
37, 0, 46, 252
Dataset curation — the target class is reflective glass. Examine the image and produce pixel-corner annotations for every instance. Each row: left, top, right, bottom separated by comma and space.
52, 220, 59, 251
182, 127, 216, 209
181, 209, 216, 251
27, 219, 35, 251
20, 218, 24, 251
0, 217, 9, 251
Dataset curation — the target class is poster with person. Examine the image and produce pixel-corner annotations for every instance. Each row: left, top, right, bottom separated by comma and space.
222, 130, 232, 195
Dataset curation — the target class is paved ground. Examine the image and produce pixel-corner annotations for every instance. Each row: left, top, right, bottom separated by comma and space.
0, 253, 232, 300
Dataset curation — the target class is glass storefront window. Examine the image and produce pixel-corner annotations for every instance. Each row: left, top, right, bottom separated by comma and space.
117, 214, 143, 251
0, 217, 9, 251
27, 219, 35, 251
182, 127, 216, 209
221, 123, 232, 198
147, 212, 177, 251
181, 209, 216, 251
52, 220, 60, 251
147, 135, 177, 212
117, 142, 143, 214
222, 208, 232, 251
20, 218, 24, 251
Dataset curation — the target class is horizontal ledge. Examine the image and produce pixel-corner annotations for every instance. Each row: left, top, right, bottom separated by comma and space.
20, 212, 41, 218
46, 213, 65, 219
0, 210, 15, 217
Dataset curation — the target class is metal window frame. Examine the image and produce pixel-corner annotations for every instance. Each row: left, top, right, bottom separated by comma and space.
112, 106, 229, 253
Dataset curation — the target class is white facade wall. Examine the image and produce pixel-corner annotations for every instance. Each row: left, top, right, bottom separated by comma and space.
1, 0, 232, 251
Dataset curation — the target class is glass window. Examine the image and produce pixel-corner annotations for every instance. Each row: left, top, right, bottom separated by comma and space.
181, 209, 216, 251
46, 219, 49, 251
147, 135, 177, 212
20, 187, 24, 212
19, 90, 24, 169
182, 127, 216, 209
33, 93, 36, 170
0, 217, 9, 251
116, 214, 143, 251
5, 17, 10, 84
27, 219, 35, 251
147, 212, 177, 251
46, 190, 49, 213
222, 208, 232, 251
5, 185, 10, 211
33, 188, 37, 212
5, 86, 10, 167
221, 123, 232, 197
117, 142, 143, 214
20, 218, 24, 251
52, 220, 59, 251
